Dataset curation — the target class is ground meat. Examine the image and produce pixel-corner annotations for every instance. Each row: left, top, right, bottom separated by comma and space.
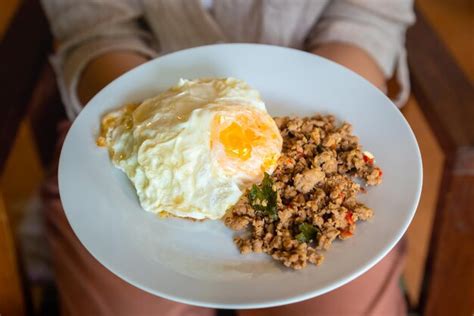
294, 167, 325, 193
224, 115, 382, 270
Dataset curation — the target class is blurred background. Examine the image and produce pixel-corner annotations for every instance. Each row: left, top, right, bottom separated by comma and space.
0, 0, 472, 315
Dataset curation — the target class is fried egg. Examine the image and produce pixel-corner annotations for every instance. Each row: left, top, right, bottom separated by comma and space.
98, 78, 282, 219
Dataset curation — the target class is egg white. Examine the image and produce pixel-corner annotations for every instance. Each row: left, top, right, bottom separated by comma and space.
100, 78, 281, 220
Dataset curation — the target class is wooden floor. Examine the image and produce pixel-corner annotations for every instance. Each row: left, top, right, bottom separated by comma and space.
402, 98, 444, 305
0, 0, 471, 312
0, 0, 19, 39
405, 0, 474, 305
0, 2, 35, 314
418, 0, 474, 83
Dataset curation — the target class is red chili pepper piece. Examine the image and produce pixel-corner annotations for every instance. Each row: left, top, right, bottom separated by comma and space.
363, 155, 374, 165
340, 230, 353, 238
345, 211, 354, 225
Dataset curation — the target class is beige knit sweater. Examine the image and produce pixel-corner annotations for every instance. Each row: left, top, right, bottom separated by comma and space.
40, 0, 415, 120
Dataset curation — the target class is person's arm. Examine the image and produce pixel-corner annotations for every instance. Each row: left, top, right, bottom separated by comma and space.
41, 0, 157, 119
77, 51, 149, 105
306, 0, 415, 105
312, 43, 385, 90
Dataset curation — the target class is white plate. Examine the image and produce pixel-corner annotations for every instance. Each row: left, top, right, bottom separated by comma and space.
59, 44, 422, 309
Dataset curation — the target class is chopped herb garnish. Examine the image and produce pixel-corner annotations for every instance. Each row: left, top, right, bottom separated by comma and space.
248, 173, 278, 220
295, 223, 320, 243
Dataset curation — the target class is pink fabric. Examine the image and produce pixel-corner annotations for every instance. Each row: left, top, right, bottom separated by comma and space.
42, 121, 407, 316
238, 244, 407, 316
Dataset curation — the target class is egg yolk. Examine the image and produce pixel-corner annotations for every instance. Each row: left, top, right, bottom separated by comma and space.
218, 120, 259, 161
210, 107, 282, 182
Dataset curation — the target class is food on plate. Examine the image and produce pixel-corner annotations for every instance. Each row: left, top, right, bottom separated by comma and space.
98, 78, 383, 270
224, 115, 382, 269
97, 78, 282, 220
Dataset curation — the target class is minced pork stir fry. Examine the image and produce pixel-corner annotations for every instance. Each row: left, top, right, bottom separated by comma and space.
224, 115, 383, 269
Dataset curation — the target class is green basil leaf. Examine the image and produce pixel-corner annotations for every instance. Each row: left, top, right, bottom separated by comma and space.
248, 173, 278, 220
295, 223, 319, 243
